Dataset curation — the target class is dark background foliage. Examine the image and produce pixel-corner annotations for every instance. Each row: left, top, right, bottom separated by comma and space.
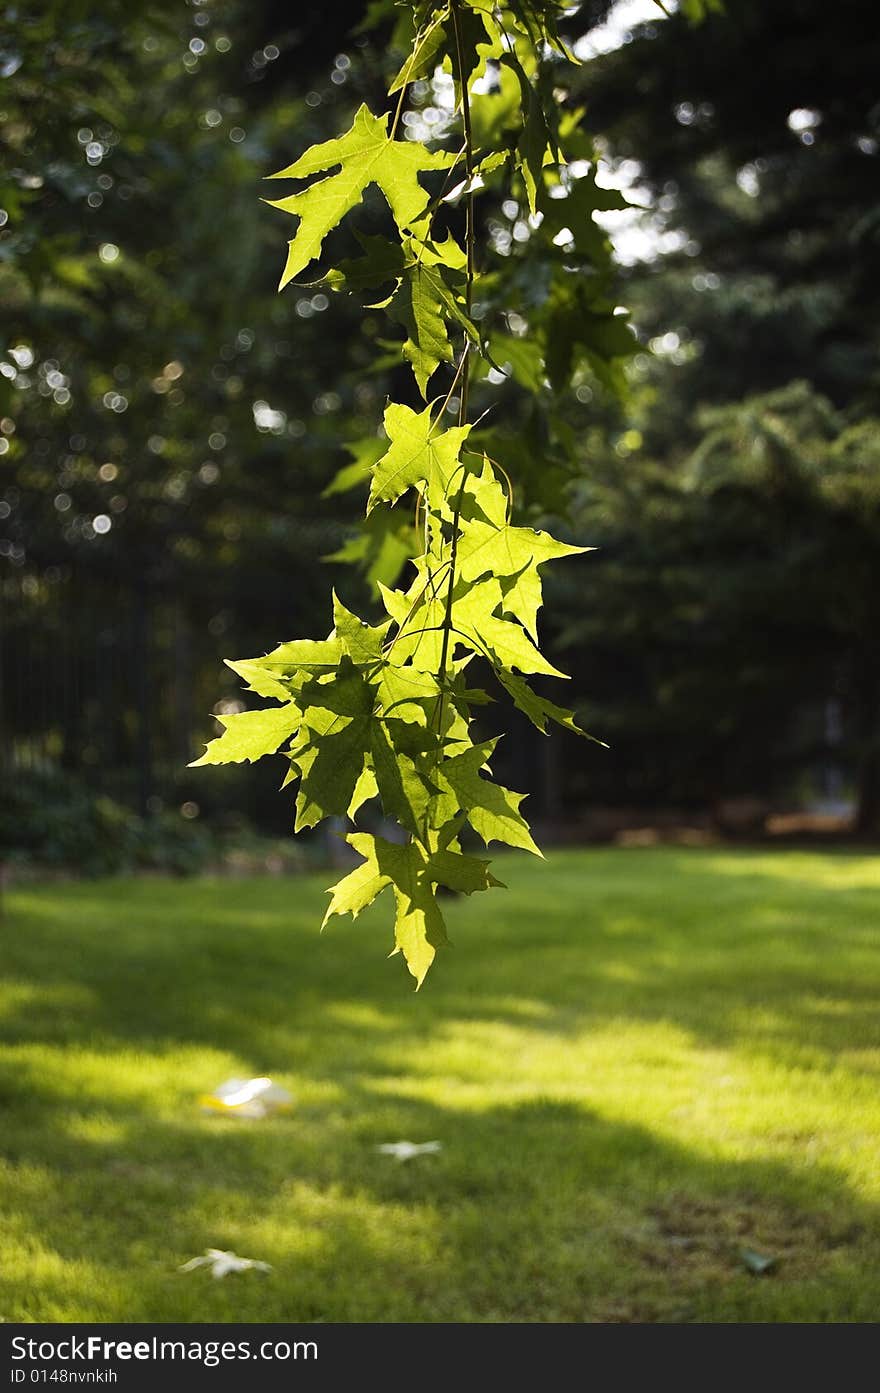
2, 0, 878, 870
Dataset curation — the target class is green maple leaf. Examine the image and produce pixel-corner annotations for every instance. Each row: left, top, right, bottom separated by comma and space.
298, 656, 376, 718
377, 664, 441, 728
398, 259, 481, 398
453, 575, 568, 677
369, 402, 471, 510
381, 564, 564, 678
388, 8, 449, 92
468, 52, 522, 154
326, 508, 417, 595
384, 235, 478, 398
376, 662, 440, 725
483, 331, 545, 393
323, 833, 448, 987
190, 702, 300, 767
458, 456, 508, 527
348, 766, 379, 818
537, 170, 630, 261
379, 575, 447, 673
439, 740, 541, 855
224, 658, 294, 702
450, 4, 500, 86
544, 282, 638, 392
323, 234, 406, 295
222, 637, 344, 706
457, 515, 588, 639
291, 715, 371, 831
322, 831, 395, 925
496, 666, 599, 740
502, 51, 559, 214
332, 593, 390, 664
370, 721, 439, 835
389, 261, 454, 398
242, 636, 344, 677
427, 847, 503, 892
266, 105, 456, 289
386, 847, 449, 988
323, 436, 388, 499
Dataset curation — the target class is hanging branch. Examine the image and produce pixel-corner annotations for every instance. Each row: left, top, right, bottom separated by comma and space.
191, 0, 645, 987
432, 0, 476, 759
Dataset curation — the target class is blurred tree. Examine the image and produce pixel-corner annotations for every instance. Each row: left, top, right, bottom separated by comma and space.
4, 0, 876, 841
542, 0, 880, 832
559, 385, 880, 831
0, 0, 394, 819
0, 0, 639, 829
580, 0, 880, 416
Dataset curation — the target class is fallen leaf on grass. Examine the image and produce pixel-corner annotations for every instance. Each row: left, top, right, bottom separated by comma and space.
200, 1077, 293, 1120
376, 1140, 442, 1161
179, 1249, 272, 1278
739, 1247, 778, 1276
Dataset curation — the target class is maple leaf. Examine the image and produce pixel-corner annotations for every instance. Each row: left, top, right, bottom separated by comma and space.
376, 663, 441, 726
194, 7, 620, 990
223, 659, 295, 702
379, 563, 565, 678
502, 51, 560, 214
437, 740, 542, 855
240, 637, 344, 676
544, 281, 638, 391
190, 703, 300, 767
388, 8, 449, 93
298, 659, 375, 719
389, 260, 454, 397
322, 831, 396, 927
326, 507, 418, 596
427, 847, 503, 893
265, 105, 456, 289
457, 456, 508, 527
370, 720, 440, 836
383, 234, 478, 398
457, 515, 588, 639
537, 169, 630, 261
379, 575, 448, 674
369, 402, 471, 510
323, 233, 406, 295
385, 843, 450, 988
348, 766, 379, 819
290, 714, 371, 831
323, 833, 449, 987
495, 666, 598, 740
453, 575, 569, 677
331, 592, 390, 665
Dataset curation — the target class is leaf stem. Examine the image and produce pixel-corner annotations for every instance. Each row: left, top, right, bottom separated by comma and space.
388, 10, 436, 142
436, 0, 475, 665
425, 0, 477, 828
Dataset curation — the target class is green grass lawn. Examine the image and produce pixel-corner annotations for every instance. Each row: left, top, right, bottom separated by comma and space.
1, 847, 878, 1323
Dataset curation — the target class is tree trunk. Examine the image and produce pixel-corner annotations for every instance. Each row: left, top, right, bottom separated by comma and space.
854, 657, 880, 837
133, 582, 154, 818
174, 601, 194, 767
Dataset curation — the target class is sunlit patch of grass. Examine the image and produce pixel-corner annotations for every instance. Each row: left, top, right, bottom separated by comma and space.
1, 848, 878, 1322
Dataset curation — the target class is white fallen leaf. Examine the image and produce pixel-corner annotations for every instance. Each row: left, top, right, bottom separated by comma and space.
200, 1077, 293, 1120
179, 1248, 272, 1279
376, 1140, 442, 1162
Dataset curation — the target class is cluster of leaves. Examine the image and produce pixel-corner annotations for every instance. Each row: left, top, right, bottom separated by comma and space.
195, 0, 637, 985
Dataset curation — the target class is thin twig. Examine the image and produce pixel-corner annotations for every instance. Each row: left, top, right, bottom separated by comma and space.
420, 0, 479, 839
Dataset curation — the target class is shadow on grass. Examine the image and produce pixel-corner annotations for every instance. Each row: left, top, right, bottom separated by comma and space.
2, 850, 879, 1320
2, 1087, 878, 1322
2, 849, 877, 1070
